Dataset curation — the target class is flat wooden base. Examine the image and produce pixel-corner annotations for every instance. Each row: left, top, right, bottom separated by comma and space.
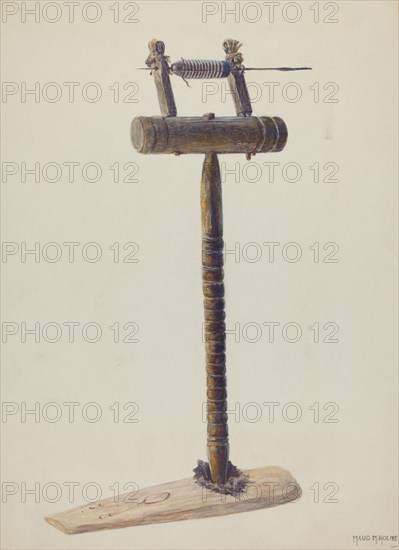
45, 466, 301, 534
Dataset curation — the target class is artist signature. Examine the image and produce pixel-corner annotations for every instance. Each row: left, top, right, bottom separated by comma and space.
352, 535, 398, 547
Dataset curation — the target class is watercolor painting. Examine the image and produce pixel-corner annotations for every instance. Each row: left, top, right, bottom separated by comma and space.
45, 38, 311, 534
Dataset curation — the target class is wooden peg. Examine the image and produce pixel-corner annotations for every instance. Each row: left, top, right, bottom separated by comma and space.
145, 39, 177, 117
223, 39, 252, 117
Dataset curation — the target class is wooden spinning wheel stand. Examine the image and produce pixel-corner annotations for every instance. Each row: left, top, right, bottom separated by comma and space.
46, 39, 302, 535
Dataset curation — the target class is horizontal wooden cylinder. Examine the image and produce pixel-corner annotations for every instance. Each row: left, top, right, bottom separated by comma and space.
131, 116, 287, 155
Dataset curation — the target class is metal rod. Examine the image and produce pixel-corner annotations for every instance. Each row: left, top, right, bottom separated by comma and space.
244, 67, 312, 71
137, 66, 312, 71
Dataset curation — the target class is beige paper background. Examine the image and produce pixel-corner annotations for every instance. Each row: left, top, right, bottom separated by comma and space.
1, 1, 398, 548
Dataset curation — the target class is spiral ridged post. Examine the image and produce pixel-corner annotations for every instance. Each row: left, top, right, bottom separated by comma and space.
201, 152, 229, 485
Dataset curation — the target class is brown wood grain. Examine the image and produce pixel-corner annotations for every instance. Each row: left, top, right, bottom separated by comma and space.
152, 56, 177, 117
131, 116, 287, 155
227, 70, 253, 117
145, 39, 176, 117
45, 466, 301, 534
201, 153, 228, 484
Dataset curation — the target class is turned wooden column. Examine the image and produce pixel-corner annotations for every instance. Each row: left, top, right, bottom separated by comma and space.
201, 152, 228, 484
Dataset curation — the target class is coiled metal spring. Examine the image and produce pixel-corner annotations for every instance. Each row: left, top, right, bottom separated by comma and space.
170, 59, 231, 80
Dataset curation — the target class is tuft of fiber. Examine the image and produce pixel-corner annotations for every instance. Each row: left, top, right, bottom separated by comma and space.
193, 460, 248, 496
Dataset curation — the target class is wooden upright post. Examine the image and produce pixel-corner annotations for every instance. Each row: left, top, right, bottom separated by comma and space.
201, 152, 229, 484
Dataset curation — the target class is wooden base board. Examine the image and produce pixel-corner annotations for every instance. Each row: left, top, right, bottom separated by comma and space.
45, 465, 301, 534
